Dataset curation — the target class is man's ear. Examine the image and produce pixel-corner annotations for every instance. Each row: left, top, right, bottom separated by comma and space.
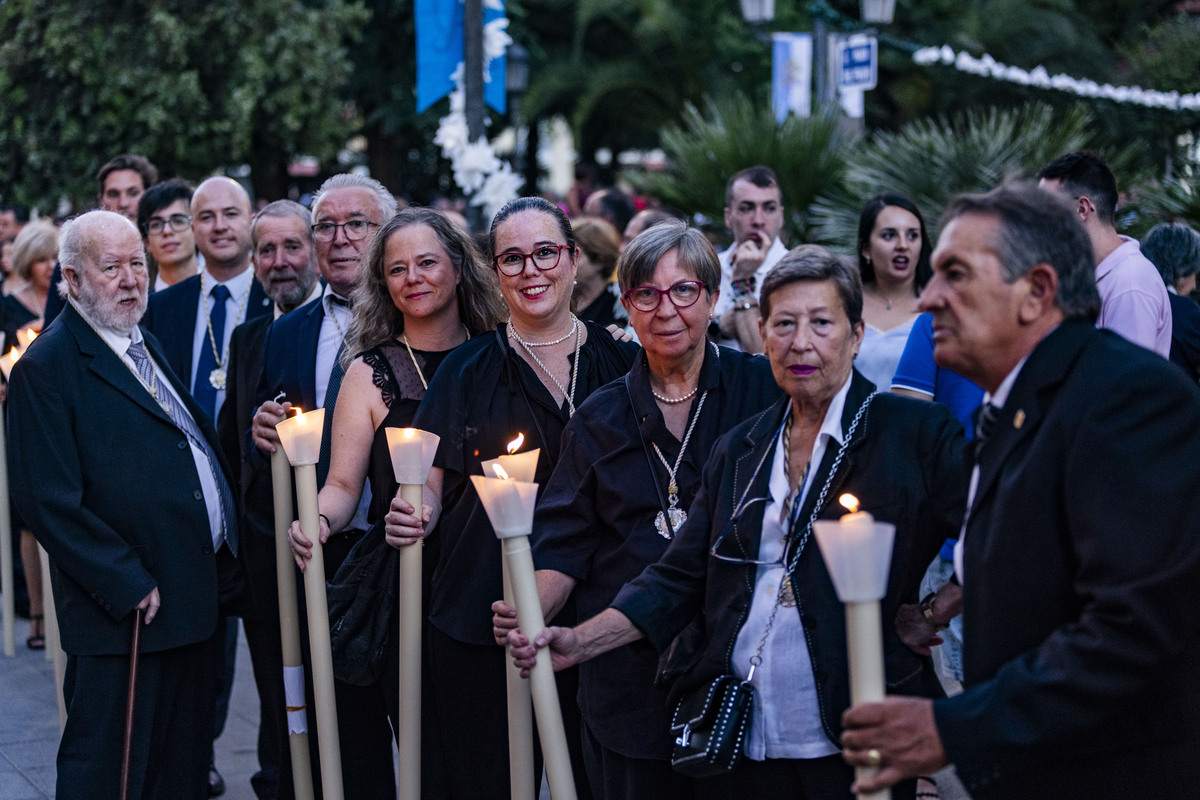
1076, 195, 1095, 224
1018, 263, 1059, 324
61, 263, 81, 295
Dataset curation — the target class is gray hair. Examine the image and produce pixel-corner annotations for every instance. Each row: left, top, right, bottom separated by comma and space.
760, 244, 863, 325
942, 182, 1101, 322
1141, 222, 1200, 286
252, 200, 313, 245
616, 220, 720, 295
311, 174, 397, 222
57, 210, 141, 298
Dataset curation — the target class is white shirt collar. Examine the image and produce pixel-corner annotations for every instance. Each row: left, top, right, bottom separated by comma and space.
768, 372, 852, 508
201, 265, 254, 299
984, 354, 1028, 410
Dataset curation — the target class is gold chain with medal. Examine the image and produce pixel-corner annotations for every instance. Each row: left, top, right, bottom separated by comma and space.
650, 390, 708, 538
778, 410, 810, 607
203, 279, 253, 390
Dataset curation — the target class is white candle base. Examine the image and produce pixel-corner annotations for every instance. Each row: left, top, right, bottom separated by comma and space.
846, 600, 890, 800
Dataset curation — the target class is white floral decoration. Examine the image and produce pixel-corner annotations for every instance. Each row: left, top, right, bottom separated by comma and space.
435, 4, 524, 226
913, 45, 1200, 112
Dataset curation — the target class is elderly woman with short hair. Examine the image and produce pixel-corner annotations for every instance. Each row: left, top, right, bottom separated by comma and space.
1141, 222, 1200, 378
4, 220, 57, 341
494, 220, 780, 798
509, 245, 966, 799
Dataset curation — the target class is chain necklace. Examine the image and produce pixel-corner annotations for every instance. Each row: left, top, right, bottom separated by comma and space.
510, 317, 582, 416
401, 326, 471, 392
650, 391, 708, 538
203, 277, 252, 390
508, 319, 576, 347
778, 409, 810, 607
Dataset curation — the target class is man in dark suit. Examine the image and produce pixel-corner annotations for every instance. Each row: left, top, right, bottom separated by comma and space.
217, 200, 320, 800
841, 183, 1200, 798
140, 175, 270, 796
250, 173, 397, 798
8, 210, 239, 799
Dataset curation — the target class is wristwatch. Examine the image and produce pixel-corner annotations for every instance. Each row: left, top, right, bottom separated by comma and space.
920, 592, 949, 631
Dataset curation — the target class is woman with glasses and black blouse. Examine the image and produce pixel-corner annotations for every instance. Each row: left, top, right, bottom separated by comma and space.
507, 245, 966, 800
491, 221, 780, 799
386, 196, 638, 800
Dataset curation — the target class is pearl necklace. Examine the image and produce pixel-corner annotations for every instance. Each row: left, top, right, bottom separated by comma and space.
510, 317, 582, 416
651, 385, 699, 405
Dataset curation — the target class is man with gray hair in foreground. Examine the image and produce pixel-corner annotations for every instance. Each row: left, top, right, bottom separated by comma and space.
840, 183, 1200, 799
8, 210, 239, 799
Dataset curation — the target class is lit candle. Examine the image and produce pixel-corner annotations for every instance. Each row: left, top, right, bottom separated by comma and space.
813, 493, 895, 800
15, 327, 38, 351
483, 436, 540, 800
472, 468, 577, 800
270, 443, 314, 800
0, 347, 21, 380
384, 427, 440, 800
276, 408, 343, 800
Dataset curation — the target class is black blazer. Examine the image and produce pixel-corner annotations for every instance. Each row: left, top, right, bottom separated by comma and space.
7, 303, 231, 655
217, 314, 278, 620
141, 272, 272, 395
933, 320, 1200, 798
254, 295, 325, 415
613, 370, 966, 747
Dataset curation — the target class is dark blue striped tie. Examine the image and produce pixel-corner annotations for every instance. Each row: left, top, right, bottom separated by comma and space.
128, 340, 238, 556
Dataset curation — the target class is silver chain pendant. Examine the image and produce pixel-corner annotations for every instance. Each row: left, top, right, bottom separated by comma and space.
654, 507, 686, 539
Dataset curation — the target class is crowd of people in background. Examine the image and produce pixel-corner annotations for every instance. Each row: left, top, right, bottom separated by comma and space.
4, 146, 1200, 800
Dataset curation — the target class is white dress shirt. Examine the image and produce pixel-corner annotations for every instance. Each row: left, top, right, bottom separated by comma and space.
730, 374, 851, 760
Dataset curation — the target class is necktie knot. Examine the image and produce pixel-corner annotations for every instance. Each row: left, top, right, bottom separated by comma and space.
973, 402, 1001, 459
211, 284, 231, 303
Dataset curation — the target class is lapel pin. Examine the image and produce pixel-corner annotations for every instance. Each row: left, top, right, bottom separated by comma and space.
1013, 409, 1025, 429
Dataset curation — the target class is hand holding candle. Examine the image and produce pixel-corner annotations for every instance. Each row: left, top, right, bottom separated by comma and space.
813, 494, 895, 800
473, 459, 577, 800
276, 408, 343, 800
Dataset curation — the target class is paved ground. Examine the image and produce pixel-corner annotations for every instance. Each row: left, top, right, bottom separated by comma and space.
0, 617, 264, 800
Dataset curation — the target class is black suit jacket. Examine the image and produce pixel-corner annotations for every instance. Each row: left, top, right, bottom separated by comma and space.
141, 271, 272, 397
934, 321, 1200, 798
613, 371, 966, 747
7, 303, 230, 655
217, 314, 278, 620
254, 295, 324, 414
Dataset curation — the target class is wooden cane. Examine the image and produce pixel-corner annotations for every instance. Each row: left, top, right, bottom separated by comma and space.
119, 608, 144, 800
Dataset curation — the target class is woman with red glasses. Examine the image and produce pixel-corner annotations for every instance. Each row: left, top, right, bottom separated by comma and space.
493, 221, 780, 798
387, 196, 638, 800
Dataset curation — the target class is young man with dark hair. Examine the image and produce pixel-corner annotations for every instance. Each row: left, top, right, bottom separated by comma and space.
138, 178, 200, 291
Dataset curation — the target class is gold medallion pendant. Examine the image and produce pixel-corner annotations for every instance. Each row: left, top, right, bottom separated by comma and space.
209, 368, 227, 390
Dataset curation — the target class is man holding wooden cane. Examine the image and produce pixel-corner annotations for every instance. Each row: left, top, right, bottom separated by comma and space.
8, 210, 241, 799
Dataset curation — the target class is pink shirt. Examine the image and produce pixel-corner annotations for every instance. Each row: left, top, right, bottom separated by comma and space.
1095, 237, 1172, 358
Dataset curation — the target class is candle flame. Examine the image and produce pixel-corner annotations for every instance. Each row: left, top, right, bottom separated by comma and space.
294, 407, 306, 424
839, 493, 859, 514
16, 327, 37, 349
492, 464, 511, 480
402, 427, 416, 439
7, 347, 19, 363
506, 433, 524, 454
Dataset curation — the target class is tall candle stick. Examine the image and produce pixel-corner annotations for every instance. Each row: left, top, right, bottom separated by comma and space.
503, 554, 536, 800
272, 444, 315, 800
277, 409, 343, 800
473, 472, 577, 800
813, 494, 895, 800
384, 427, 440, 800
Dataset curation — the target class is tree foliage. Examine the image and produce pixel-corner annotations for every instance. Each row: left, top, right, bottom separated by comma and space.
0, 0, 365, 207
808, 104, 1119, 249
628, 95, 856, 244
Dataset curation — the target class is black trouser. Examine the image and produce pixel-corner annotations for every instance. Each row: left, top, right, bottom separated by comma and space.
693, 754, 916, 800
579, 718, 695, 800
58, 636, 218, 800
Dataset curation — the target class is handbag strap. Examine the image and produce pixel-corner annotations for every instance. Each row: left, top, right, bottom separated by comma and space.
626, 374, 678, 538
745, 390, 876, 682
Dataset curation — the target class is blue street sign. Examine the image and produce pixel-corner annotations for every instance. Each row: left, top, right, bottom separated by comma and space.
838, 35, 877, 91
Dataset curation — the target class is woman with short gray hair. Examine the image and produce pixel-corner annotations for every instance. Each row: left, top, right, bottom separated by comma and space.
1142, 221, 1200, 378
